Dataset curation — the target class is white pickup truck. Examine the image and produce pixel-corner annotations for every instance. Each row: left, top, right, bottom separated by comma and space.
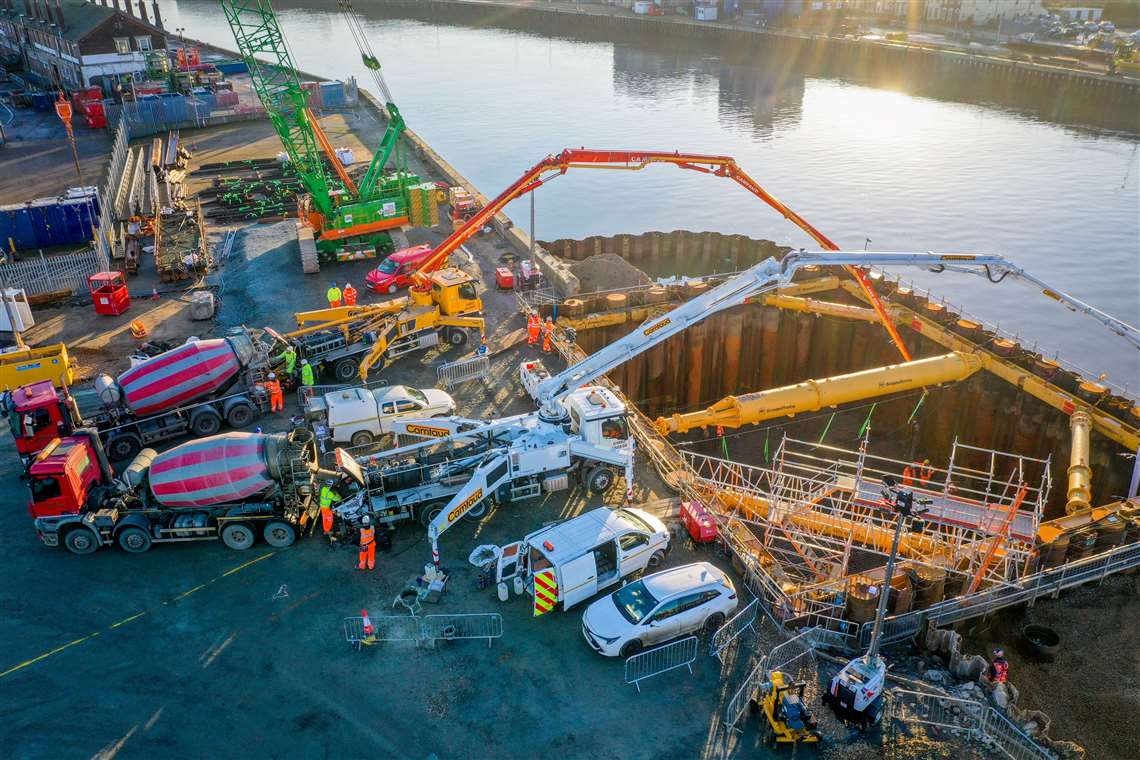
306, 385, 456, 447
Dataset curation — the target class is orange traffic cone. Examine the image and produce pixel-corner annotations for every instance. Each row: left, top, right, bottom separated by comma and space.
361, 609, 374, 636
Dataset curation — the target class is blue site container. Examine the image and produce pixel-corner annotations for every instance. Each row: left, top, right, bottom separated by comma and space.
319, 81, 345, 109
0, 204, 37, 250
214, 60, 248, 75
0, 195, 100, 252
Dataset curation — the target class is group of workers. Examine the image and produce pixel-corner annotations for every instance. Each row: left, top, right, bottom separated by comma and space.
526, 311, 556, 353
318, 478, 378, 572
326, 282, 358, 309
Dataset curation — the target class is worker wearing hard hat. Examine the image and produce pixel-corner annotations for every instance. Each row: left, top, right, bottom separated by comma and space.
343, 282, 358, 307
527, 311, 540, 346
327, 282, 343, 308
275, 344, 297, 380
541, 317, 555, 353
300, 358, 315, 388
319, 478, 341, 534
357, 515, 376, 571
265, 372, 284, 413
987, 648, 1009, 684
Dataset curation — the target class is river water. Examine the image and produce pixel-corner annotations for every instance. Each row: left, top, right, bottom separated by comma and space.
168, 1, 1138, 387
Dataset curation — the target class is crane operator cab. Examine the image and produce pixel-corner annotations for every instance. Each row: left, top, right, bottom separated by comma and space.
561, 387, 632, 452
418, 269, 481, 316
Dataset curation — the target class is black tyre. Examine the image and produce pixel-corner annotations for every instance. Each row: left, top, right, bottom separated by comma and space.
420, 502, 445, 529
447, 327, 468, 346
864, 695, 884, 726
63, 527, 99, 555
350, 430, 375, 447
585, 466, 615, 495
221, 522, 256, 551
190, 410, 223, 437
106, 433, 142, 462
225, 402, 256, 429
619, 639, 643, 658
647, 549, 666, 569
462, 499, 487, 522
703, 612, 726, 635
262, 520, 296, 548
117, 525, 153, 554
333, 357, 358, 383
1022, 624, 1060, 662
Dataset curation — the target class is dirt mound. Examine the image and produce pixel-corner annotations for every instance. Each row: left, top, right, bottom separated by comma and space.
571, 253, 650, 293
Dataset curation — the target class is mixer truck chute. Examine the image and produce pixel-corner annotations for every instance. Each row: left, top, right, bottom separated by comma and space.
28, 430, 319, 555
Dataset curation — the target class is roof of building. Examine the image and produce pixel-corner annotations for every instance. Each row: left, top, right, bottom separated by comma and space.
2, 0, 163, 43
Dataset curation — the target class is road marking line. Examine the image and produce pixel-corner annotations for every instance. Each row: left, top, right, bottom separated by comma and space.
0, 550, 279, 680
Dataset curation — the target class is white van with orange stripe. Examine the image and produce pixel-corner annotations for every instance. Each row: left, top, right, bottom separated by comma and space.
494, 507, 670, 612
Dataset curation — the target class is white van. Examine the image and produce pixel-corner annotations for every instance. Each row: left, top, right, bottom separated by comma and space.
307, 385, 456, 447
495, 507, 671, 611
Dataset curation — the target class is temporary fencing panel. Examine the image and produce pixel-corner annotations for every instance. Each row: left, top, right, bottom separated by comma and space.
437, 355, 490, 388
885, 689, 1053, 760
709, 598, 758, 660
420, 613, 503, 648
723, 627, 820, 730
623, 635, 699, 693
0, 249, 101, 296
343, 615, 421, 650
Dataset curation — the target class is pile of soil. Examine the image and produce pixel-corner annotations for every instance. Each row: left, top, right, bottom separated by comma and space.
571, 253, 651, 293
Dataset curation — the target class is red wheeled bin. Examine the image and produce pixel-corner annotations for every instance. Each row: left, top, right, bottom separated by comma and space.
88, 271, 131, 316
681, 500, 718, 544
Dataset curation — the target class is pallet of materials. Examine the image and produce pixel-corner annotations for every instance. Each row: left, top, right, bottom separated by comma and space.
154, 202, 209, 282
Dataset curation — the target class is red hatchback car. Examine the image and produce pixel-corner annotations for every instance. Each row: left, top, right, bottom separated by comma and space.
365, 244, 433, 294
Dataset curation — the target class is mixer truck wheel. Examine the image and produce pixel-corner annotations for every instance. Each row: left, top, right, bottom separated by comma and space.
106, 433, 142, 462
225, 402, 256, 429
262, 521, 296, 548
221, 523, 256, 551
116, 526, 153, 554
63, 527, 99, 555
190, 409, 223, 437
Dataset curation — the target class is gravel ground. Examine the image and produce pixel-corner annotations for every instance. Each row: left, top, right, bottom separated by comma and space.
572, 252, 652, 293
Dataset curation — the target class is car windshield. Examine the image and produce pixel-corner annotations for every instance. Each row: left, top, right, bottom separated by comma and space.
611, 580, 659, 624
376, 258, 399, 274
405, 387, 428, 404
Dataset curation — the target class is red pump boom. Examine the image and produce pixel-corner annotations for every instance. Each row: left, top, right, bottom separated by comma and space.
412, 149, 911, 361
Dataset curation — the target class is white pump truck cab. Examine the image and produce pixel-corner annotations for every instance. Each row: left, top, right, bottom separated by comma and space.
494, 507, 670, 610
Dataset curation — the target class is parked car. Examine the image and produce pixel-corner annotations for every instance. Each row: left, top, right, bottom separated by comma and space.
365, 244, 433, 294
581, 561, 737, 657
305, 384, 456, 447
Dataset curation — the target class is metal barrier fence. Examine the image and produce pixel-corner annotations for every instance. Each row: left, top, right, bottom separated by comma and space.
723, 627, 819, 730
623, 635, 699, 692
724, 655, 768, 729
420, 613, 503, 648
2, 248, 102, 296
342, 615, 421, 650
709, 598, 758, 660
885, 689, 1054, 760
437, 354, 491, 388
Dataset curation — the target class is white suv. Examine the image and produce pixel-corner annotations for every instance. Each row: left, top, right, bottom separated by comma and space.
581, 561, 737, 657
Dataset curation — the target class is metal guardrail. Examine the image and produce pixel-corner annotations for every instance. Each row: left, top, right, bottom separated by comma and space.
623, 635, 699, 693
420, 612, 503, 648
709, 598, 758, 660
437, 354, 491, 388
724, 654, 768, 730
342, 615, 421, 650
855, 541, 1140, 652
885, 688, 1054, 760
723, 627, 820, 730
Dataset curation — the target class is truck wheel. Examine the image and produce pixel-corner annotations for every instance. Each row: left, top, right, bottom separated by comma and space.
333, 358, 358, 383
446, 327, 468, 346
585, 466, 615, 495
190, 409, 223, 437
462, 500, 487, 522
221, 523, 256, 550
226, 402, 256, 429
116, 526, 153, 554
63, 527, 99, 555
350, 430, 374, 447
419, 502, 446, 528
262, 521, 296, 548
106, 433, 142, 462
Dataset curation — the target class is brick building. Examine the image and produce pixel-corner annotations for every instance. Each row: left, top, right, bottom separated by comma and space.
0, 0, 166, 91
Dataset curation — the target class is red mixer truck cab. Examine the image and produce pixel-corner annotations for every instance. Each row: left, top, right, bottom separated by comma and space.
5, 380, 80, 463
27, 430, 319, 555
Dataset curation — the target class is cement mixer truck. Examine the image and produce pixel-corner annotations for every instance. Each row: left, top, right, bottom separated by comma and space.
27, 429, 320, 555
3, 328, 271, 463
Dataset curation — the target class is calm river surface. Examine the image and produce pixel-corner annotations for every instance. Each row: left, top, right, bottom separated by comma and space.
168, 1, 1138, 386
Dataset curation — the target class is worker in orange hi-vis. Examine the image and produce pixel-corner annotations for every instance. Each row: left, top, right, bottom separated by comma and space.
541, 317, 555, 353
265, 372, 284, 412
357, 515, 376, 571
343, 282, 358, 307
527, 312, 540, 345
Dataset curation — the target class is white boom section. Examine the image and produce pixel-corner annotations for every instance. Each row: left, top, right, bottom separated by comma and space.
533, 250, 1138, 412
